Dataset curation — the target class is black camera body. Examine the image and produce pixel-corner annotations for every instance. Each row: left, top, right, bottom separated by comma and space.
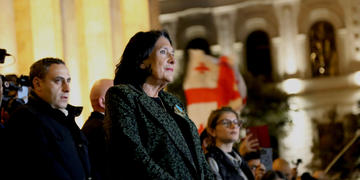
0, 48, 10, 64
1, 74, 30, 121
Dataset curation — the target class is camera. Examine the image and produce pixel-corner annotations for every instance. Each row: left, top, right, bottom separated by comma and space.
0, 48, 10, 64
1, 74, 31, 126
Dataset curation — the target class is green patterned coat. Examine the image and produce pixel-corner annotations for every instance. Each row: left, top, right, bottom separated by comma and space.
105, 84, 215, 180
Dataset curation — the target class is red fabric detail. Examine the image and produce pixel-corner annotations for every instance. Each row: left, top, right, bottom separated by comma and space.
185, 88, 218, 105
185, 56, 242, 108
217, 56, 241, 107
194, 62, 210, 74
198, 124, 205, 134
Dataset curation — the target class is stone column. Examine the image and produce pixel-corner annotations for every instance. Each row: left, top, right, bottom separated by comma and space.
13, 0, 34, 74
271, 37, 282, 80
60, 0, 85, 126
213, 8, 236, 57
118, 0, 151, 52
0, 0, 18, 74
30, 0, 64, 59
274, 2, 300, 77
110, 0, 124, 65
161, 18, 178, 49
73, 0, 114, 125
148, 0, 161, 29
296, 34, 310, 78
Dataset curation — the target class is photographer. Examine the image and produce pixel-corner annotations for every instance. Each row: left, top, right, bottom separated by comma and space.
0, 74, 30, 127
7, 57, 92, 180
0, 75, 3, 128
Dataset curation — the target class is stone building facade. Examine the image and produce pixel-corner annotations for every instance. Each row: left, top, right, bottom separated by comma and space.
159, 0, 360, 175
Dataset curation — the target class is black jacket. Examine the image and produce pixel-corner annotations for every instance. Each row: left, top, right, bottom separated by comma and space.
206, 146, 254, 180
104, 84, 214, 180
7, 92, 92, 180
82, 111, 109, 180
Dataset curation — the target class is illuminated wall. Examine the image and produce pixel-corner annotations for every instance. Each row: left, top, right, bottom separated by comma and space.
0, 0, 156, 127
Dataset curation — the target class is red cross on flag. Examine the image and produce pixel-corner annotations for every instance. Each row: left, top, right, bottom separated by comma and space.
184, 49, 247, 128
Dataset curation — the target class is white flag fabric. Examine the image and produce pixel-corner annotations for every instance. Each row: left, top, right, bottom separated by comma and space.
183, 49, 247, 130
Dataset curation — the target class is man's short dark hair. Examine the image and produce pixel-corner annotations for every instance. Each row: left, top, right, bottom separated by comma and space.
243, 151, 261, 162
29, 57, 65, 88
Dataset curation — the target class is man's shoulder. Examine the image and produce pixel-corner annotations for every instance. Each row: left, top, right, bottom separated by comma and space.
11, 103, 37, 116
83, 112, 104, 127
81, 115, 104, 135
8, 103, 42, 127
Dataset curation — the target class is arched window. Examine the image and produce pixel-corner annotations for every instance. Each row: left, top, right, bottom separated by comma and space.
245, 30, 273, 82
309, 21, 338, 77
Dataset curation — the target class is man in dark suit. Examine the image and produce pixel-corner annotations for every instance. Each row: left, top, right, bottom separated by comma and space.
7, 58, 92, 180
82, 79, 113, 180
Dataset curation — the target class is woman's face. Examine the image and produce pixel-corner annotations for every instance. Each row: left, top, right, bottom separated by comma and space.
142, 36, 176, 84
210, 112, 240, 144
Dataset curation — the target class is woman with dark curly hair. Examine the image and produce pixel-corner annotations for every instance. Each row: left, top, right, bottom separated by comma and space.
104, 30, 214, 180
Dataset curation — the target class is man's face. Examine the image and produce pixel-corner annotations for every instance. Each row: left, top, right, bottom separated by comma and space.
248, 159, 261, 176
33, 64, 71, 109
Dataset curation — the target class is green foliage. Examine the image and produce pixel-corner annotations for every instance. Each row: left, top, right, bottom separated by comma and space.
241, 72, 291, 138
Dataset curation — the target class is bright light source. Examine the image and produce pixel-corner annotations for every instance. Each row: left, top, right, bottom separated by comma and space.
353, 71, 360, 86
285, 56, 297, 75
281, 110, 313, 174
281, 78, 304, 94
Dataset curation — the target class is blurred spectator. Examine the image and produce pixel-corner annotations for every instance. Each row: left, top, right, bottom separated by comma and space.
313, 170, 326, 180
200, 129, 211, 154
206, 106, 254, 180
256, 163, 267, 180
261, 170, 286, 180
244, 151, 266, 180
81, 79, 113, 180
273, 158, 293, 180
0, 75, 3, 128
244, 151, 261, 176
300, 172, 317, 180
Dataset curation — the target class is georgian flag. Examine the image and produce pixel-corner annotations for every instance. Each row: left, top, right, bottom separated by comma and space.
183, 49, 247, 130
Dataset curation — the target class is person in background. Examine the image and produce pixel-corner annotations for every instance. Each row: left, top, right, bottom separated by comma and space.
256, 163, 267, 180
104, 30, 214, 179
312, 170, 326, 180
200, 129, 211, 154
0, 75, 3, 127
7, 58, 91, 180
243, 151, 266, 180
261, 170, 286, 180
206, 106, 254, 180
244, 151, 261, 176
272, 158, 293, 180
82, 78, 113, 180
300, 172, 317, 180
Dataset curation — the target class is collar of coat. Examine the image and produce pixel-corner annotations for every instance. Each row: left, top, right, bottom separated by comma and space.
28, 91, 83, 119
127, 84, 187, 118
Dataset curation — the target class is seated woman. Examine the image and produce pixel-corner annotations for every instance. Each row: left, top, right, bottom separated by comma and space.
206, 107, 254, 180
